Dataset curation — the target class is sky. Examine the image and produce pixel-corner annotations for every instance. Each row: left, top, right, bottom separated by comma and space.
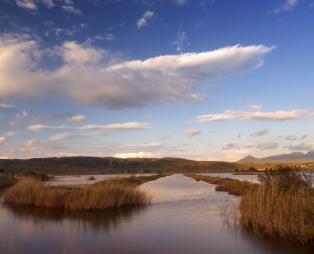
0, 0, 314, 161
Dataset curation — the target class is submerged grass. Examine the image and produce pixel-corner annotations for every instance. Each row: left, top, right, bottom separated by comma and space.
185, 173, 256, 196
2, 174, 169, 210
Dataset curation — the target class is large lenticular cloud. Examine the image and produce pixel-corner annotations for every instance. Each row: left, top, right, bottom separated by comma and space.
0, 34, 273, 109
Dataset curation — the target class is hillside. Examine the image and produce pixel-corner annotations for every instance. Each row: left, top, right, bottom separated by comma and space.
0, 156, 242, 175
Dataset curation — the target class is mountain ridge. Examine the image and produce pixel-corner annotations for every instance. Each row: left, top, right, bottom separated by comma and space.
238, 151, 314, 162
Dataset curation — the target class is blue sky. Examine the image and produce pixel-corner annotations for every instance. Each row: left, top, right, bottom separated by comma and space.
0, 0, 313, 161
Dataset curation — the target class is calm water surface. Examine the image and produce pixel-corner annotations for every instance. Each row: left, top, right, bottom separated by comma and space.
0, 174, 313, 254
49, 173, 155, 186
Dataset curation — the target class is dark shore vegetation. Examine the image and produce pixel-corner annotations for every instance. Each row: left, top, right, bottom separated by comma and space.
186, 168, 314, 245
185, 174, 256, 196
2, 174, 169, 211
0, 173, 16, 189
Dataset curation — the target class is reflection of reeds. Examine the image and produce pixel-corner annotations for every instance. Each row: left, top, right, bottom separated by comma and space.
7, 205, 147, 232
2, 175, 169, 210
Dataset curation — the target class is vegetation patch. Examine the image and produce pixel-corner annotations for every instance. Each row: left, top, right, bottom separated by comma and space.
0, 174, 16, 189
186, 174, 256, 196
186, 169, 314, 245
240, 168, 314, 244
2, 174, 169, 210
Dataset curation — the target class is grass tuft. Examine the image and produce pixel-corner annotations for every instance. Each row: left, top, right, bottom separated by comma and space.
2, 174, 169, 210
185, 174, 256, 196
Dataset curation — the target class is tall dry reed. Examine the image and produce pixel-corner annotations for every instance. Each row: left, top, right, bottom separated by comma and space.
240, 168, 314, 244
2, 177, 151, 210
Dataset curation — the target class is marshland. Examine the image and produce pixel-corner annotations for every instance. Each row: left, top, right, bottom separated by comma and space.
0, 169, 313, 254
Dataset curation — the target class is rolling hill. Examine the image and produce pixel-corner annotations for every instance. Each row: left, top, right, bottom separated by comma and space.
0, 156, 242, 175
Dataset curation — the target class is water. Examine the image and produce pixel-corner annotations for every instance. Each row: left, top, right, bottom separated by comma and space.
0, 174, 312, 254
48, 173, 155, 186
200, 172, 260, 183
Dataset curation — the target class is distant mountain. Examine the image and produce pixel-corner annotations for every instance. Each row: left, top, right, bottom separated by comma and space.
238, 155, 260, 163
238, 151, 314, 163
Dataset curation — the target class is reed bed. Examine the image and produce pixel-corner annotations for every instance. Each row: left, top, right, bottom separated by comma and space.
240, 169, 314, 244
2, 174, 168, 210
186, 170, 314, 244
186, 174, 256, 196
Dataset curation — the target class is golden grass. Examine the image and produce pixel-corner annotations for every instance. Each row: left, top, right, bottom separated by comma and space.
186, 170, 314, 244
185, 174, 256, 196
240, 178, 314, 244
2, 174, 169, 210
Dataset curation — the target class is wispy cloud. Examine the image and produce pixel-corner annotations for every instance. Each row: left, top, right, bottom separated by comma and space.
0, 35, 273, 109
197, 105, 312, 122
15, 0, 37, 10
0, 103, 16, 109
224, 141, 279, 151
67, 115, 85, 123
28, 122, 151, 131
250, 129, 269, 137
136, 10, 154, 28
174, 0, 188, 5
0, 136, 6, 145
15, 0, 55, 10
62, 0, 81, 15
285, 142, 314, 152
284, 134, 307, 141
173, 31, 187, 52
183, 128, 202, 138
273, 0, 299, 13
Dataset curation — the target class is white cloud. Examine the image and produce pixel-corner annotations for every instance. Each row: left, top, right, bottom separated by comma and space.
114, 151, 155, 159
48, 132, 71, 142
68, 115, 85, 123
0, 136, 6, 145
250, 129, 269, 137
15, 0, 38, 10
105, 33, 115, 41
20, 139, 38, 152
42, 0, 54, 8
15, 0, 55, 10
0, 35, 273, 109
28, 122, 151, 131
173, 31, 187, 52
183, 128, 202, 138
136, 10, 154, 28
62, 0, 81, 15
0, 103, 16, 109
273, 0, 299, 13
197, 105, 312, 122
